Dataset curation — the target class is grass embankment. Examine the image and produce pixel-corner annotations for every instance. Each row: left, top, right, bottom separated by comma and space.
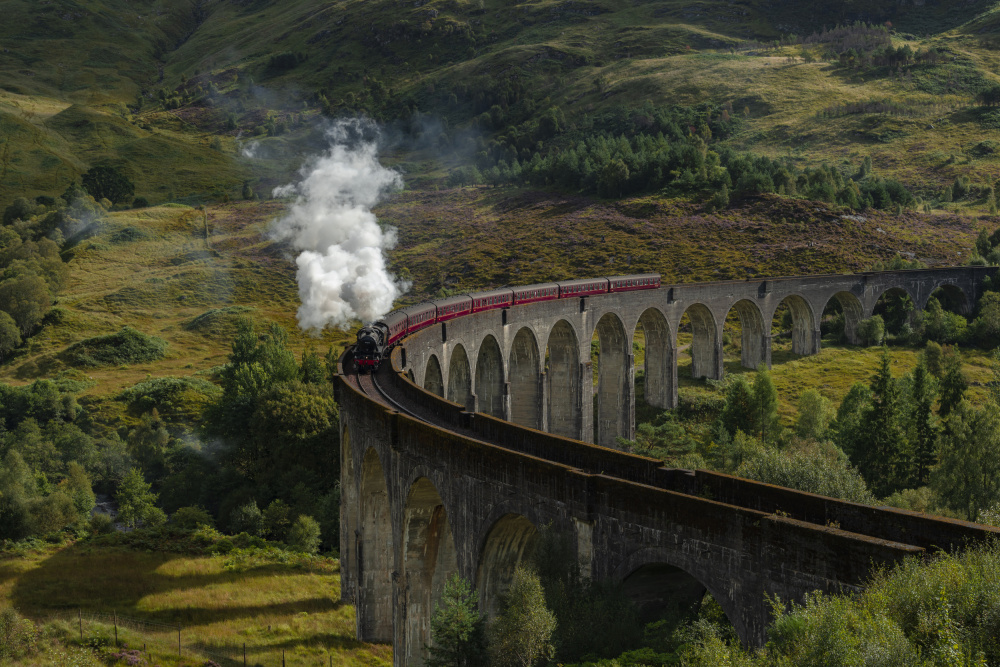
1, 541, 389, 666
683, 340, 995, 423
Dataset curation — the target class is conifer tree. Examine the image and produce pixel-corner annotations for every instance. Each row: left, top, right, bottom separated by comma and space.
858, 349, 906, 497
938, 349, 968, 419
427, 574, 486, 667
910, 357, 937, 485
752, 363, 780, 444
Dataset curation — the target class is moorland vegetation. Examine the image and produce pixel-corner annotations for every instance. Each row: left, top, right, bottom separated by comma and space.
7, 0, 1000, 664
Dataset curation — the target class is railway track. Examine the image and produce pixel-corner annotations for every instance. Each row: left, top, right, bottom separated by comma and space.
343, 347, 485, 439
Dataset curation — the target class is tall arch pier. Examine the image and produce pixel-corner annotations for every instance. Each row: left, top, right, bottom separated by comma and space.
337, 267, 999, 665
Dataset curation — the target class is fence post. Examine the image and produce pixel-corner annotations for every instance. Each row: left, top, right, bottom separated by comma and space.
243, 641, 246, 666
78, 608, 83, 642
178, 626, 181, 657
282, 648, 285, 666
113, 610, 118, 647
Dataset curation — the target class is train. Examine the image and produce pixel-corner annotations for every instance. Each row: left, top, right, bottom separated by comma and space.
353, 273, 660, 371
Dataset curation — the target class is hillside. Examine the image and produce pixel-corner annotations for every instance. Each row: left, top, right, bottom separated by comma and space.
4, 0, 1000, 206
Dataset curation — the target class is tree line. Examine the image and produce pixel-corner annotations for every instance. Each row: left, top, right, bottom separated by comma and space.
449, 102, 916, 213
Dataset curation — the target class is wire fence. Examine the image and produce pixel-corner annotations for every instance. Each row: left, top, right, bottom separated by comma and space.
41, 609, 341, 666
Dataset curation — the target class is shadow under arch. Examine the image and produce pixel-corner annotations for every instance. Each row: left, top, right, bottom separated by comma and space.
447, 344, 471, 406
359, 448, 393, 642
725, 299, 766, 369
593, 312, 630, 448
871, 285, 918, 337
927, 282, 972, 315
424, 354, 443, 397
475, 334, 505, 419
402, 477, 459, 667
822, 291, 864, 345
613, 548, 747, 644
476, 514, 540, 619
771, 294, 819, 356
509, 327, 542, 429
635, 308, 674, 409
680, 303, 720, 380
546, 319, 582, 439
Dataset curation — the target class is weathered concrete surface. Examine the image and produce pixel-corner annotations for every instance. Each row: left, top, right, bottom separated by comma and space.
339, 267, 1000, 665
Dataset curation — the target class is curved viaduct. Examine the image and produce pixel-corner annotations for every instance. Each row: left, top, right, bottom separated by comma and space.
336, 267, 1000, 666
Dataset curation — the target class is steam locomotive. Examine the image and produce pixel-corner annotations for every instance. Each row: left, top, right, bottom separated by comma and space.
355, 323, 390, 372
353, 273, 661, 370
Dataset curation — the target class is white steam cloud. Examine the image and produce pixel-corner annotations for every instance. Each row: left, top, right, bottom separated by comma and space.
270, 119, 408, 331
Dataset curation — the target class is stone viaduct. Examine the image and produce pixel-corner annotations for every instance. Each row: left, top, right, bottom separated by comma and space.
336, 267, 1000, 666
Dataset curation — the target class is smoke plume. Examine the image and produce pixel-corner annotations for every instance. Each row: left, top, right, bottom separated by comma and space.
271, 119, 407, 331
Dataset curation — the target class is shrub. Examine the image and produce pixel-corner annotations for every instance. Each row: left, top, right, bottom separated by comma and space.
65, 326, 168, 366
286, 515, 321, 554
736, 447, 875, 504
132, 197, 150, 209
172, 506, 215, 530
109, 226, 150, 244
262, 499, 291, 541
183, 306, 256, 338
0, 311, 21, 360
88, 513, 114, 535
81, 165, 135, 205
858, 315, 885, 346
0, 608, 39, 661
229, 501, 264, 537
117, 376, 221, 415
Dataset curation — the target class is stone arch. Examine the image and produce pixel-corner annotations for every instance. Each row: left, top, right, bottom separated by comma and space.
635, 308, 675, 409
546, 320, 582, 439
476, 514, 540, 618
680, 303, 720, 380
402, 477, 459, 666
475, 335, 505, 419
771, 294, 819, 356
358, 448, 393, 642
593, 312, 631, 448
725, 299, 767, 369
448, 344, 471, 406
612, 548, 746, 644
424, 355, 444, 397
822, 291, 864, 345
927, 282, 972, 315
509, 328, 542, 429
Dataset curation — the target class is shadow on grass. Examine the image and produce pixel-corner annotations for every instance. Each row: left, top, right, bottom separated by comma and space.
10, 542, 333, 621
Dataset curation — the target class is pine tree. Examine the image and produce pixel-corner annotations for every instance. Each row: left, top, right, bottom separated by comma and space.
858, 349, 906, 497
911, 357, 937, 485
719, 375, 756, 438
427, 574, 487, 667
938, 349, 968, 419
752, 363, 780, 444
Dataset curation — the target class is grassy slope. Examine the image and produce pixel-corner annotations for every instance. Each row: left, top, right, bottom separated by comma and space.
0, 543, 389, 666
0, 202, 351, 438
5, 0, 1000, 205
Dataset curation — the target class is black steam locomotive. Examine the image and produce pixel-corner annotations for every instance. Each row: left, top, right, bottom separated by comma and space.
355, 322, 390, 372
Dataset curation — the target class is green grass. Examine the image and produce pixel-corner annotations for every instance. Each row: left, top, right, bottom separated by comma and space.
0, 541, 390, 666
